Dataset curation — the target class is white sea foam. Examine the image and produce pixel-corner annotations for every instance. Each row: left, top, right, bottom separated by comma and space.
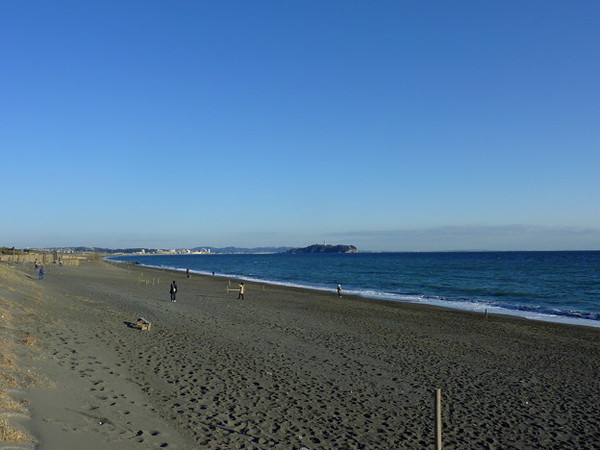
342, 288, 600, 328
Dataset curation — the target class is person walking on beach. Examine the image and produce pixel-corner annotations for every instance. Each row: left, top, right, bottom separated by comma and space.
38, 267, 45, 280
170, 280, 178, 302
186, 268, 190, 278
238, 282, 245, 300
337, 284, 343, 297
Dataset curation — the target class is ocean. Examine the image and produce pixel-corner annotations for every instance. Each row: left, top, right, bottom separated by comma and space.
109, 251, 600, 328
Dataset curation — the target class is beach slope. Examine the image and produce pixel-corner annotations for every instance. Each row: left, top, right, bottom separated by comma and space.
1, 261, 599, 449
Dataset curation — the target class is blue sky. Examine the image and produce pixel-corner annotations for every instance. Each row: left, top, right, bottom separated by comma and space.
2, 1, 599, 251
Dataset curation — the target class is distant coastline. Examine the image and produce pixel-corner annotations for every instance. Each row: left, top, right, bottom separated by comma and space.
9, 244, 362, 256
10, 246, 293, 255
5, 246, 599, 258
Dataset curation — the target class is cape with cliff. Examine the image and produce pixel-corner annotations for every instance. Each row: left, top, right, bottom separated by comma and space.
284, 244, 358, 254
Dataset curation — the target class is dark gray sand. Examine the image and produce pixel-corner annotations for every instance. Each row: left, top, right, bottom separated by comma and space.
2, 261, 599, 449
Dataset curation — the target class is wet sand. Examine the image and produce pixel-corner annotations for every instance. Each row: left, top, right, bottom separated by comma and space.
1, 260, 599, 449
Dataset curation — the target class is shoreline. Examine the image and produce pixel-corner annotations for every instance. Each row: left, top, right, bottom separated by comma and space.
109, 258, 600, 330
2, 260, 599, 448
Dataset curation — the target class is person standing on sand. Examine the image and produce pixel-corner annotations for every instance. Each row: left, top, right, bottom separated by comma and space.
337, 284, 343, 297
170, 280, 178, 302
38, 267, 45, 280
186, 268, 190, 278
238, 282, 245, 300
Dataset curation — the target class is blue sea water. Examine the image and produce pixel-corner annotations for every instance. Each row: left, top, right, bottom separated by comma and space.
109, 251, 600, 328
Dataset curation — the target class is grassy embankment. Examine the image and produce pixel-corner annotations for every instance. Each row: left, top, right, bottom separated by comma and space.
0, 262, 48, 445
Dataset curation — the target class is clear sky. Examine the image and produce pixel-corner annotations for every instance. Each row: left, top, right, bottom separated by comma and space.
2, 1, 599, 251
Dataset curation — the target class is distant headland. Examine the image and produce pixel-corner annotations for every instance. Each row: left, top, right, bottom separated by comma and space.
284, 244, 358, 254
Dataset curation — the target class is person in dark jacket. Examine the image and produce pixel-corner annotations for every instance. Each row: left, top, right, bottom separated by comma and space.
170, 281, 177, 302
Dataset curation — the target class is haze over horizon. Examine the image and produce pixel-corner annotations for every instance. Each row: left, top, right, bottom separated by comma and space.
2, 2, 599, 252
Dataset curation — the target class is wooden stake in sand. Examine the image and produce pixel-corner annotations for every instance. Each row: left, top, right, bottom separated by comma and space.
435, 388, 443, 450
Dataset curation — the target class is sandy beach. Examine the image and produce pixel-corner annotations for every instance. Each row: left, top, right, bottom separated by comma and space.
1, 259, 599, 449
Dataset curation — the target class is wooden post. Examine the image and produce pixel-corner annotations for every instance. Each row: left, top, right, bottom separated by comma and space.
435, 388, 443, 450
